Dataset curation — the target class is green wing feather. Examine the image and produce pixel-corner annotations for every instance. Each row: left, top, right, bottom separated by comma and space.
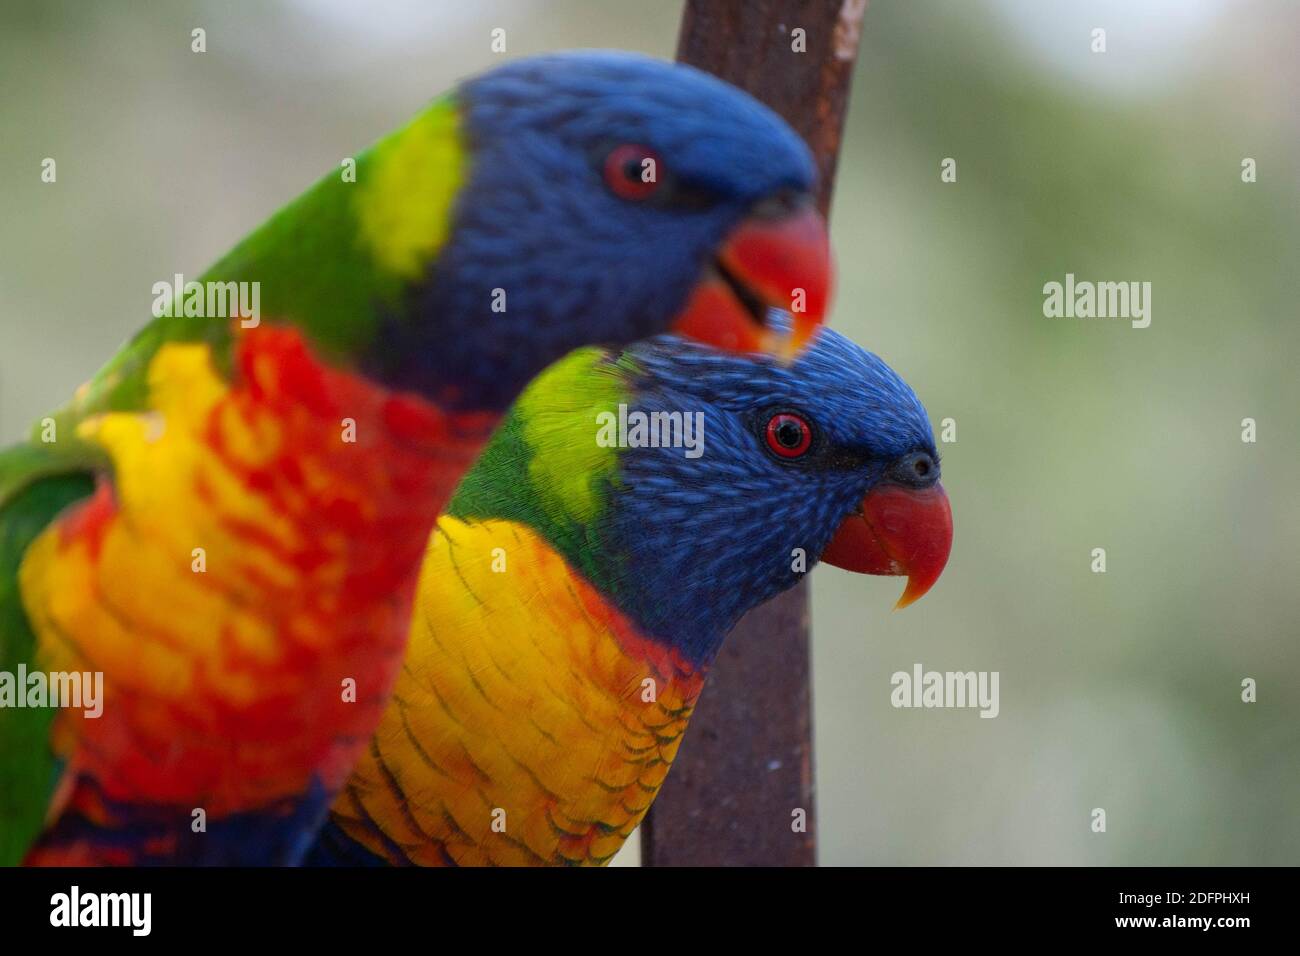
0, 469, 96, 865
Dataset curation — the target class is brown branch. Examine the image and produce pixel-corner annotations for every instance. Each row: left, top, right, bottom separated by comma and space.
641, 0, 866, 867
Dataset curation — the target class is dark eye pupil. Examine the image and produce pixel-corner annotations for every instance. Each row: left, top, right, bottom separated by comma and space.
777, 421, 803, 447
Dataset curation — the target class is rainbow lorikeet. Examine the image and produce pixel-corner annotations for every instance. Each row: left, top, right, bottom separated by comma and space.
306, 325, 953, 866
0, 51, 833, 865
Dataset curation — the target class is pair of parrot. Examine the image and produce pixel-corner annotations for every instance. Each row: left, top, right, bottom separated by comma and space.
0, 51, 951, 866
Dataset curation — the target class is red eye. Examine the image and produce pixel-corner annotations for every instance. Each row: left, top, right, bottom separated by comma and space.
765, 413, 813, 458
603, 144, 663, 201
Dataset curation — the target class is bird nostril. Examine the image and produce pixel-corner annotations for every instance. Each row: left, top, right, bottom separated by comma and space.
890, 452, 937, 486
751, 188, 808, 220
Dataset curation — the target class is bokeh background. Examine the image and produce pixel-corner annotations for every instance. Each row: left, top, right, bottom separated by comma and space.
1, 0, 1296, 865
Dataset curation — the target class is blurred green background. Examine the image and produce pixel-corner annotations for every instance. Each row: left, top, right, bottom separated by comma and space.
1, 0, 1296, 865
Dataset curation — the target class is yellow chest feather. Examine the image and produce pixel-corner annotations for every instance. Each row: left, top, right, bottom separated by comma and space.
331, 516, 705, 866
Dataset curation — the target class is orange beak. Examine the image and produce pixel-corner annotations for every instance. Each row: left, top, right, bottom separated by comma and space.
672, 200, 832, 360
820, 482, 953, 609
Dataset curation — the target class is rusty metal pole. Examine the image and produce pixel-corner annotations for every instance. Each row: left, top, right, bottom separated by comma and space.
641, 0, 866, 866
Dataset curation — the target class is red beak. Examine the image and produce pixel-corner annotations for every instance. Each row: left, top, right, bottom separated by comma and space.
820, 482, 953, 609
672, 200, 832, 360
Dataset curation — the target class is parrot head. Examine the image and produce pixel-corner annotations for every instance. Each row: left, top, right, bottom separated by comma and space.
450, 322, 952, 666
401, 51, 833, 411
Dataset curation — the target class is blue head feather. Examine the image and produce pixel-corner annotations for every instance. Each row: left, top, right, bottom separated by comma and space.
377, 51, 817, 410
596, 326, 939, 665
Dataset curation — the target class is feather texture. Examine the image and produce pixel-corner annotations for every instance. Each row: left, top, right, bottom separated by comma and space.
17, 326, 492, 864
323, 516, 703, 866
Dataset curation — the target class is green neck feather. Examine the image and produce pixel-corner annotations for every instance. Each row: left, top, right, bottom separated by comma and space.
448, 347, 635, 594
67, 97, 468, 420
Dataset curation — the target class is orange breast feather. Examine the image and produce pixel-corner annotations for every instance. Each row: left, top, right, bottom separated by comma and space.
19, 326, 492, 860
